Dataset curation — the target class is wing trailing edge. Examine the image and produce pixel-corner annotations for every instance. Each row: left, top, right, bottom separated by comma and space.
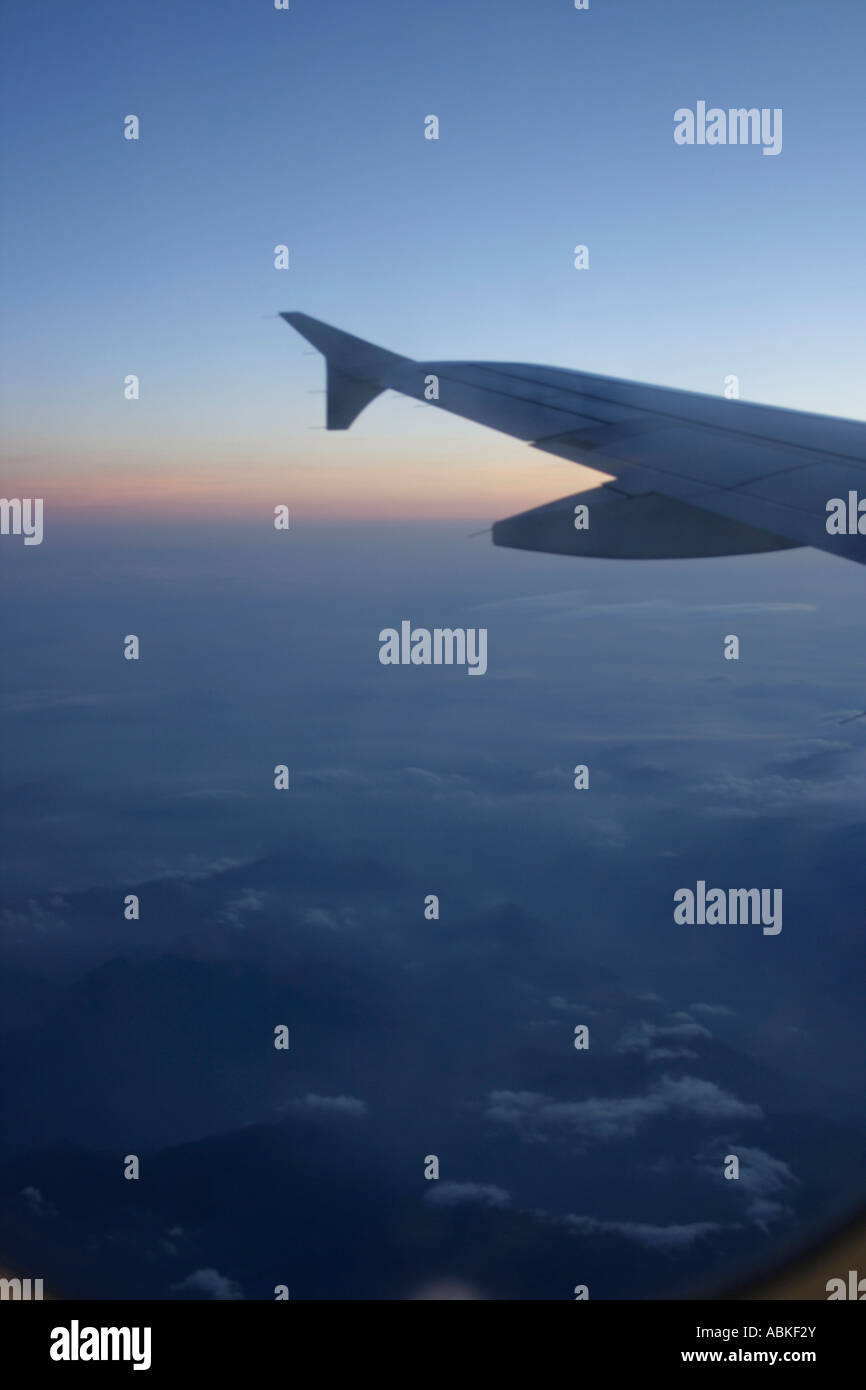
492, 486, 800, 560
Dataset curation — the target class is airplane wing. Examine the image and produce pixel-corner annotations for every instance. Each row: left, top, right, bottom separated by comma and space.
281, 312, 866, 565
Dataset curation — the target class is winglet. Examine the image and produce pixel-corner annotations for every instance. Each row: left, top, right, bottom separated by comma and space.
280, 312, 411, 430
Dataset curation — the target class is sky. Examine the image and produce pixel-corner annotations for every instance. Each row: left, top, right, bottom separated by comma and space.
1, 0, 864, 522
1, 0, 866, 1302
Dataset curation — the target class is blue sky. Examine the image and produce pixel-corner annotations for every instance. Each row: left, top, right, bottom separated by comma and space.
1, 0, 864, 517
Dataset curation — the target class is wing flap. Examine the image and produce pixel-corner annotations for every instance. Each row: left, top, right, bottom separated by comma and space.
493, 485, 799, 560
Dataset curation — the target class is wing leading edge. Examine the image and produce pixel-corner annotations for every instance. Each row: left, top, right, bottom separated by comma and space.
281, 312, 866, 565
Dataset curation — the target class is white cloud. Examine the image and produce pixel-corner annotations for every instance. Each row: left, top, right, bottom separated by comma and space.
19, 1185, 56, 1217
425, 1182, 511, 1210
0, 898, 69, 941
615, 1018, 711, 1058
485, 1076, 762, 1144
471, 593, 816, 619
290, 1094, 368, 1117
301, 906, 358, 931
694, 770, 866, 817
171, 1268, 244, 1300
219, 888, 267, 929
558, 1213, 723, 1251
710, 1146, 798, 1227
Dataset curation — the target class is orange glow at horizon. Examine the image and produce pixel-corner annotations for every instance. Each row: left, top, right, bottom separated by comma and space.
0, 445, 611, 523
